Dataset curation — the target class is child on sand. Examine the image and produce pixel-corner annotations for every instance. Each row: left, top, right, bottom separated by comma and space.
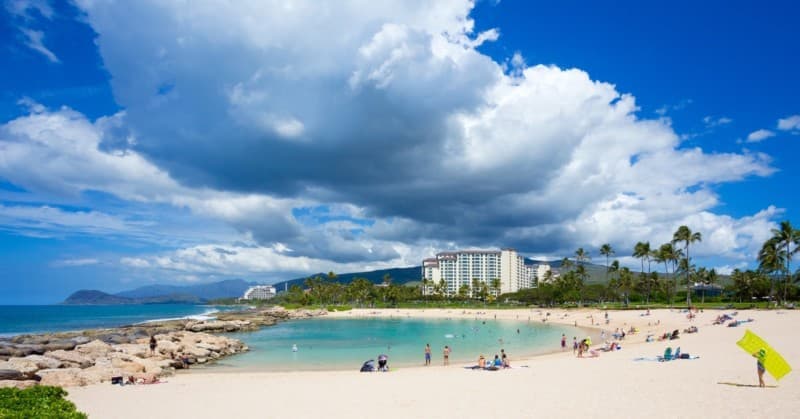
753, 348, 767, 387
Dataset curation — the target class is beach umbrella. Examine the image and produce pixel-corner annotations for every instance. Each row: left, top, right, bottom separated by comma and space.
736, 329, 792, 381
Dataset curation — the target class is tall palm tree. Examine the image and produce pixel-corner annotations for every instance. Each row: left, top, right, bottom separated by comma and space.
600, 243, 614, 284
633, 242, 653, 303
758, 238, 785, 305
561, 257, 574, 272
769, 221, 800, 303
575, 247, 590, 267
672, 225, 702, 307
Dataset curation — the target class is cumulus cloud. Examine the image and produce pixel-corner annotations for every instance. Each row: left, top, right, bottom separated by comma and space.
746, 129, 776, 143
777, 114, 800, 131
0, 1, 786, 280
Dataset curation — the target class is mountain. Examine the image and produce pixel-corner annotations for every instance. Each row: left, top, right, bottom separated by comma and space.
271, 266, 422, 291
114, 279, 256, 300
62, 290, 206, 305
63, 290, 133, 305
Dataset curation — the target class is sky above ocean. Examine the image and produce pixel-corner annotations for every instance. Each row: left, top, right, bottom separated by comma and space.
1, 0, 798, 304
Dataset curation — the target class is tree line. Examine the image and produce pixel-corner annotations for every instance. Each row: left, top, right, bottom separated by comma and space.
272, 221, 798, 308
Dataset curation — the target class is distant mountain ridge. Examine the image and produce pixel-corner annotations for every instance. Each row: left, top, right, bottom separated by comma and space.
61, 259, 611, 304
114, 279, 257, 300
63, 290, 205, 305
270, 266, 422, 291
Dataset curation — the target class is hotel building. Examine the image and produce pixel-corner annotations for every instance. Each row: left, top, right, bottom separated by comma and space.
422, 249, 536, 297
242, 285, 277, 300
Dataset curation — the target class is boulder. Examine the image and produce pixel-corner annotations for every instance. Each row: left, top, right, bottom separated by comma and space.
0, 380, 38, 389
3, 358, 41, 375
155, 339, 179, 355
80, 364, 124, 385
37, 368, 86, 387
75, 339, 113, 358
113, 343, 148, 358
44, 350, 92, 368
110, 358, 145, 374
19, 354, 64, 370
0, 369, 26, 380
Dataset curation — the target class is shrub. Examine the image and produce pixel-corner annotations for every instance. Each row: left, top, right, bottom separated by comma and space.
0, 386, 87, 419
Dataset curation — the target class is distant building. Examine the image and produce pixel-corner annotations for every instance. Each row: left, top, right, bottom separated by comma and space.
535, 264, 553, 284
421, 249, 535, 297
242, 285, 277, 300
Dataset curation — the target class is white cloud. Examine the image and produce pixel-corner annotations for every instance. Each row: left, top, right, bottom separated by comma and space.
703, 115, 732, 128
54, 258, 99, 267
0, 1, 786, 280
746, 129, 775, 143
20, 28, 59, 63
120, 257, 150, 268
777, 114, 800, 131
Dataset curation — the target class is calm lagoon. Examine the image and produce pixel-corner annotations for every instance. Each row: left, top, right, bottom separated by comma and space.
215, 317, 582, 371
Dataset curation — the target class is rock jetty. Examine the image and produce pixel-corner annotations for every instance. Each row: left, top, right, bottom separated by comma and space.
0, 306, 326, 388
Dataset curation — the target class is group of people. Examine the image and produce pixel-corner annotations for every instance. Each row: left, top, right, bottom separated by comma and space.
424, 343, 452, 366
472, 349, 510, 370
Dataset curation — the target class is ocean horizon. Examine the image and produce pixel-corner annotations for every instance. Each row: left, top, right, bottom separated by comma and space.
0, 304, 226, 337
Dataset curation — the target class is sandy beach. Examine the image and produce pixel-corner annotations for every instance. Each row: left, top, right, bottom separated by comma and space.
67, 308, 800, 418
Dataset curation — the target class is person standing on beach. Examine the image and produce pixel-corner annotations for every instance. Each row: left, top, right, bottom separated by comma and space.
572, 337, 578, 354
443, 345, 451, 366
561, 334, 566, 351
425, 343, 431, 366
753, 349, 767, 387
149, 335, 157, 356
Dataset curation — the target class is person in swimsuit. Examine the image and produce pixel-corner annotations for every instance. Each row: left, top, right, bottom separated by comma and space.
149, 335, 157, 356
561, 334, 566, 351
443, 345, 450, 366
425, 343, 431, 366
753, 348, 766, 387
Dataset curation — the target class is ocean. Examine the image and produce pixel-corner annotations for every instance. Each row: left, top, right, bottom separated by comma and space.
0, 304, 224, 336
214, 316, 581, 371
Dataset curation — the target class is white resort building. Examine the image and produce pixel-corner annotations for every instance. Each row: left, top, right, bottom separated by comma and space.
242, 285, 277, 300
422, 249, 537, 297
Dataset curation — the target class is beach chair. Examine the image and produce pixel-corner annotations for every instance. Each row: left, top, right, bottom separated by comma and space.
659, 347, 673, 362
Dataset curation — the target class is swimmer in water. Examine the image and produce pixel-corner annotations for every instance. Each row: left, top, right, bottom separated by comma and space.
292, 344, 298, 352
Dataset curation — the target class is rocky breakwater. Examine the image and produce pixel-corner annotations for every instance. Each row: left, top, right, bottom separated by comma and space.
0, 331, 247, 389
0, 306, 327, 388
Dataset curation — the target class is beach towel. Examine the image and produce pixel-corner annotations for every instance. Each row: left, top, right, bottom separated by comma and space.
736, 329, 792, 381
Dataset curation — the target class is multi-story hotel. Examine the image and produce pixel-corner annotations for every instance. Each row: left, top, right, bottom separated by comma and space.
242, 285, 277, 300
422, 249, 536, 297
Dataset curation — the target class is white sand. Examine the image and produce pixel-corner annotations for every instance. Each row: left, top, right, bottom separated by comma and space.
67, 308, 800, 418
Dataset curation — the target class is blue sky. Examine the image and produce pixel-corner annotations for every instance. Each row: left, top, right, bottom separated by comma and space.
1, 0, 798, 304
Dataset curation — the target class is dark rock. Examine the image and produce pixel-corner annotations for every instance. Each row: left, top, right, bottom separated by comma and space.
0, 369, 26, 380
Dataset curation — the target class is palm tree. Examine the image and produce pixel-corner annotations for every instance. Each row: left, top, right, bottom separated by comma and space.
618, 267, 634, 307
561, 257, 574, 273
633, 242, 653, 303
575, 247, 590, 267
672, 225, 702, 307
600, 243, 614, 283
769, 221, 800, 303
489, 278, 501, 297
471, 278, 481, 299
758, 238, 785, 305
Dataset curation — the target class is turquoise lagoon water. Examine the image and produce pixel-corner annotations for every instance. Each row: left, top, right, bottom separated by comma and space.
0, 304, 230, 336
215, 317, 582, 371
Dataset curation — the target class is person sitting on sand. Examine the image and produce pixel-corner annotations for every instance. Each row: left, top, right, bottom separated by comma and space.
493, 354, 502, 367
478, 354, 486, 368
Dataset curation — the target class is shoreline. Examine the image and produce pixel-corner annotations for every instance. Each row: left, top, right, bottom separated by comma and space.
66, 307, 800, 418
